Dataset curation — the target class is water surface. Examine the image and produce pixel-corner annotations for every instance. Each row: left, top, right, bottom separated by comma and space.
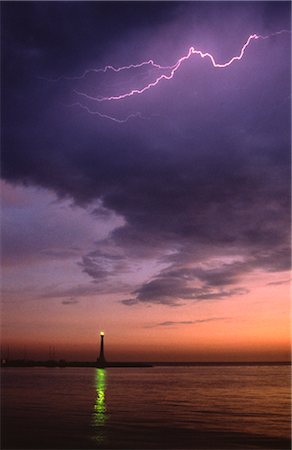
2, 365, 291, 449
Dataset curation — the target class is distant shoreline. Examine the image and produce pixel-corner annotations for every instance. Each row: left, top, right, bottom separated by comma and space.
1, 360, 291, 368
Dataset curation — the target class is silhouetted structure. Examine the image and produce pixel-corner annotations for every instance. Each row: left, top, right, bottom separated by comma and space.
97, 331, 106, 366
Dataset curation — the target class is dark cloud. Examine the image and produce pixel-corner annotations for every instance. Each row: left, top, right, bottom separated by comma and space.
79, 255, 110, 281
121, 246, 289, 306
61, 298, 79, 305
42, 284, 101, 300
122, 272, 248, 306
149, 318, 228, 327
267, 279, 291, 286
78, 247, 130, 281
2, 2, 291, 305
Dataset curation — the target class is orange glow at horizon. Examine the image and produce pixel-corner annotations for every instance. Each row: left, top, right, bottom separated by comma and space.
2, 269, 290, 363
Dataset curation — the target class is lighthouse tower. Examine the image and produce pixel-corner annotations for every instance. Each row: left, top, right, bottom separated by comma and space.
97, 331, 106, 366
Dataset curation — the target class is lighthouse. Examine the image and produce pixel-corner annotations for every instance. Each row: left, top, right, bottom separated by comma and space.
97, 331, 106, 366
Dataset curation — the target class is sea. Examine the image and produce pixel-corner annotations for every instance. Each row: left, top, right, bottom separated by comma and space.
1, 364, 291, 449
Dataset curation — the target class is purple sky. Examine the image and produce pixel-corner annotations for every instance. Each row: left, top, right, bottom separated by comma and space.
1, 2, 291, 361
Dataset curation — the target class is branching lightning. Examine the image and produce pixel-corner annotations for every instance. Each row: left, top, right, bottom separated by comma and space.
67, 102, 146, 123
53, 30, 290, 123
50, 60, 176, 82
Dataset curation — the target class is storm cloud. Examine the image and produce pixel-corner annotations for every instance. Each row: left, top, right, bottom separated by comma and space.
2, 2, 291, 306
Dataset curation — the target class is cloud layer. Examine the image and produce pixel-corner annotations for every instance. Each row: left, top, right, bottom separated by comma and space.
2, 2, 291, 307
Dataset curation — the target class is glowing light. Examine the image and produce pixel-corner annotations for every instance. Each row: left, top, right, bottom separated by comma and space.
67, 102, 145, 123
48, 59, 175, 82
94, 368, 106, 425
92, 369, 107, 443
100, 331, 104, 336
52, 29, 289, 123
74, 30, 290, 104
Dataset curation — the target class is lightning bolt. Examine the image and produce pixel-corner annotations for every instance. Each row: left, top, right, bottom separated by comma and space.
46, 60, 175, 82
52, 29, 289, 123
67, 102, 146, 123
74, 30, 290, 103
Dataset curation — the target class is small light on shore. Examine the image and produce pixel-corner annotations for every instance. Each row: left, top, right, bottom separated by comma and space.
100, 331, 104, 336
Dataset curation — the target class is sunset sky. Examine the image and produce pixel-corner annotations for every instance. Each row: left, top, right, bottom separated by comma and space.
1, 2, 291, 362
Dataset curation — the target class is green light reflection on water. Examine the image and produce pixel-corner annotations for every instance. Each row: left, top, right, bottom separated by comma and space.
92, 368, 107, 443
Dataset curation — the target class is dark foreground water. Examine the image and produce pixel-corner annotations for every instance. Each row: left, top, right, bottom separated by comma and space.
1, 365, 291, 449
